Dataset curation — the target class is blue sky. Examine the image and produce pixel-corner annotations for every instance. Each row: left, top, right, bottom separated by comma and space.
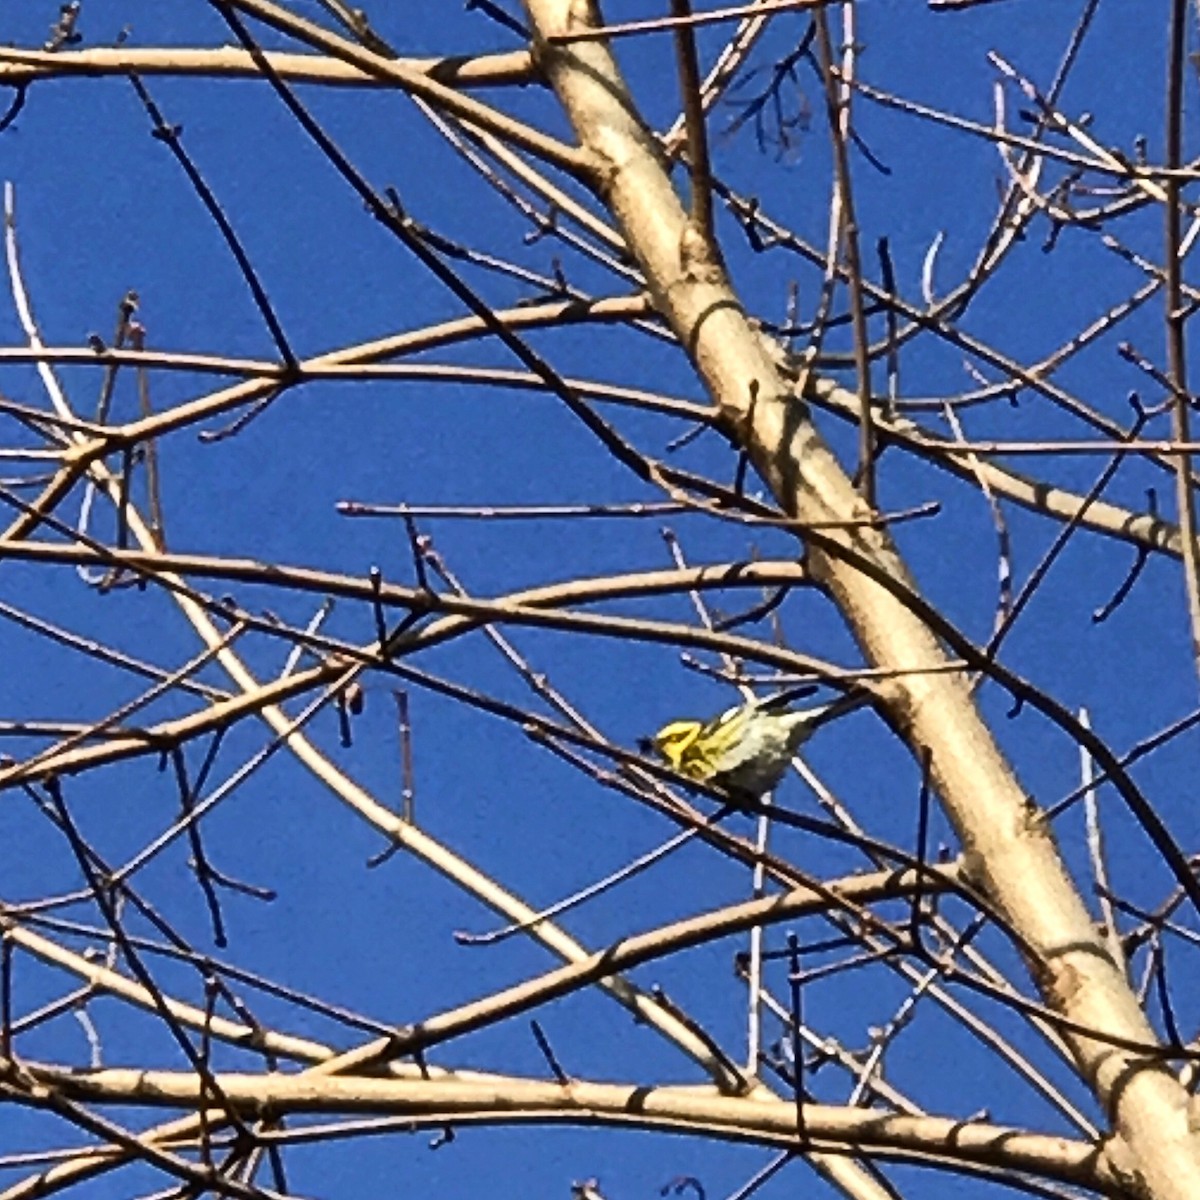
1, 3, 1197, 1199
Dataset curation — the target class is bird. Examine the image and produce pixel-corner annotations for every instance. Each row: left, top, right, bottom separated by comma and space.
640, 687, 870, 800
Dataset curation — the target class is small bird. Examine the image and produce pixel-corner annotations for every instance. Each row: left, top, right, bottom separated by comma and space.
640, 687, 870, 800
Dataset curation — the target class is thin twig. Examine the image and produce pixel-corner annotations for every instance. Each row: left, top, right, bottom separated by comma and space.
1078, 709, 1123, 972
670, 0, 718, 249
814, 12, 874, 506
1164, 0, 1200, 687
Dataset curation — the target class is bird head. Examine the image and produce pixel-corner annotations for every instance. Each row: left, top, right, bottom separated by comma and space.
638, 719, 703, 770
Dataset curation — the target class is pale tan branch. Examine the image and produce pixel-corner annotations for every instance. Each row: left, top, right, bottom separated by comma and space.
214, 0, 589, 177
805, 376, 1184, 558
17, 1066, 1114, 1192
0, 918, 330, 1066
300, 864, 949, 1072
109, 296, 651, 449
0, 46, 536, 89
4, 863, 947, 1071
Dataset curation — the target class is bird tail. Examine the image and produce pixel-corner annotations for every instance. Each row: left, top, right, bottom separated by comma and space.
785, 690, 874, 734
756, 684, 820, 712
